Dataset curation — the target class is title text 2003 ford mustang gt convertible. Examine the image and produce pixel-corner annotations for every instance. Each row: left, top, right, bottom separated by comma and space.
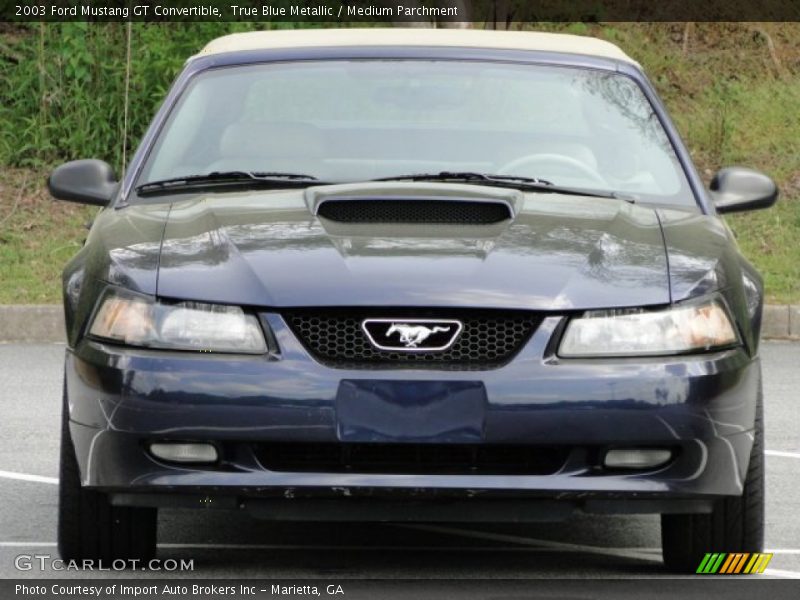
49, 29, 778, 572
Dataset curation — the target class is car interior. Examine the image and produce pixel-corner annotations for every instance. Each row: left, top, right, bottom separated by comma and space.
142, 61, 687, 201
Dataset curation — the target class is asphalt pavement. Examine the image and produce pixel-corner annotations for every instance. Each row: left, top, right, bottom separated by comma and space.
0, 342, 798, 581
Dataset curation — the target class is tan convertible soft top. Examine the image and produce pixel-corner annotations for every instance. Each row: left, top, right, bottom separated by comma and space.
196, 28, 638, 66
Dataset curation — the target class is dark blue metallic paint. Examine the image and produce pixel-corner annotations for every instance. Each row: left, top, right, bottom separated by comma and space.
65, 313, 757, 500
152, 192, 671, 311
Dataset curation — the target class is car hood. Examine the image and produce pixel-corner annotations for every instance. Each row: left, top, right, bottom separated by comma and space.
153, 182, 672, 311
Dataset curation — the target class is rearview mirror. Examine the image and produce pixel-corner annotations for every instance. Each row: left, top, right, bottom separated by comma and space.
710, 167, 778, 214
48, 159, 118, 206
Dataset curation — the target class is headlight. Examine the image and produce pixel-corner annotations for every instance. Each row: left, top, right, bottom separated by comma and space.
559, 300, 739, 357
88, 290, 267, 354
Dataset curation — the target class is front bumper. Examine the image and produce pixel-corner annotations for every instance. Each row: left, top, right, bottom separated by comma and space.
65, 315, 760, 517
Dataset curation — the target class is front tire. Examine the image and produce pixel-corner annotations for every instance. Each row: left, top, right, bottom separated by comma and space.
58, 380, 157, 563
660, 389, 765, 573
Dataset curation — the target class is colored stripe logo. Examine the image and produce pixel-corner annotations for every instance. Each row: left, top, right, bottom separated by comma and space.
696, 552, 773, 574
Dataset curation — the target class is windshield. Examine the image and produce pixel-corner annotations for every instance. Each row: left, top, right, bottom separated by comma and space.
138, 60, 693, 204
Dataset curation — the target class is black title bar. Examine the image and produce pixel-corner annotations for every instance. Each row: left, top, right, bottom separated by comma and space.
2, 1, 800, 23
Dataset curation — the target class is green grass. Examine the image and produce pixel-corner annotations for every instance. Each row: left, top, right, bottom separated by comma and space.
0, 23, 798, 303
716, 79, 800, 304
612, 23, 800, 303
0, 169, 96, 304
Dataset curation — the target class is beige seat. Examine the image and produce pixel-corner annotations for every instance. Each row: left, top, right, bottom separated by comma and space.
212, 121, 326, 175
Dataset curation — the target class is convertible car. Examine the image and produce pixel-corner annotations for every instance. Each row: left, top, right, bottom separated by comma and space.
49, 29, 777, 572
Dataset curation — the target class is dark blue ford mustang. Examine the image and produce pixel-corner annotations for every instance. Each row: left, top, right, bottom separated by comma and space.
48, 29, 778, 572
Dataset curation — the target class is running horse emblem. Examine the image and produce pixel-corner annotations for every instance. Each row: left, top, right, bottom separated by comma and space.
386, 323, 451, 348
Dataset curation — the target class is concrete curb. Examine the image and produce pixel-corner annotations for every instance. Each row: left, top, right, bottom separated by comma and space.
2, 303, 799, 343
0, 305, 65, 343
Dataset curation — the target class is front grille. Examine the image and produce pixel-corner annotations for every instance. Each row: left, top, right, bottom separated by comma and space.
283, 309, 539, 369
253, 443, 569, 475
317, 199, 511, 224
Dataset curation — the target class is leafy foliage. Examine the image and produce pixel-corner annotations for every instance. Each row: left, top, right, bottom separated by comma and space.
0, 22, 313, 171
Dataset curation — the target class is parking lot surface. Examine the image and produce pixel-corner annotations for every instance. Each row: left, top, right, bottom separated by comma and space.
0, 342, 798, 580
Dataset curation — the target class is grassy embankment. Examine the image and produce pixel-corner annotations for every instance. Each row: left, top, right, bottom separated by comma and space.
0, 23, 798, 303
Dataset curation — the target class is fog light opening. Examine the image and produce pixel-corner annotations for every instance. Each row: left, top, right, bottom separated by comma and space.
603, 448, 673, 470
149, 442, 218, 464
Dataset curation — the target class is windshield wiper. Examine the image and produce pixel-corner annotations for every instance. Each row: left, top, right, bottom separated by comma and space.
136, 171, 320, 195
372, 171, 622, 199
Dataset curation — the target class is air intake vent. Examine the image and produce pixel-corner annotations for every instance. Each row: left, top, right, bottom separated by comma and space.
316, 198, 512, 224
283, 308, 540, 369
253, 442, 569, 475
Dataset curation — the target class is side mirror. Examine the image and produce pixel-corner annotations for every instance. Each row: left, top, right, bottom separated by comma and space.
710, 167, 778, 214
48, 159, 118, 206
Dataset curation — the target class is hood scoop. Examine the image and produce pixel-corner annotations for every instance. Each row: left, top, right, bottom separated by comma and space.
306, 182, 521, 225
318, 197, 513, 224
156, 191, 669, 311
